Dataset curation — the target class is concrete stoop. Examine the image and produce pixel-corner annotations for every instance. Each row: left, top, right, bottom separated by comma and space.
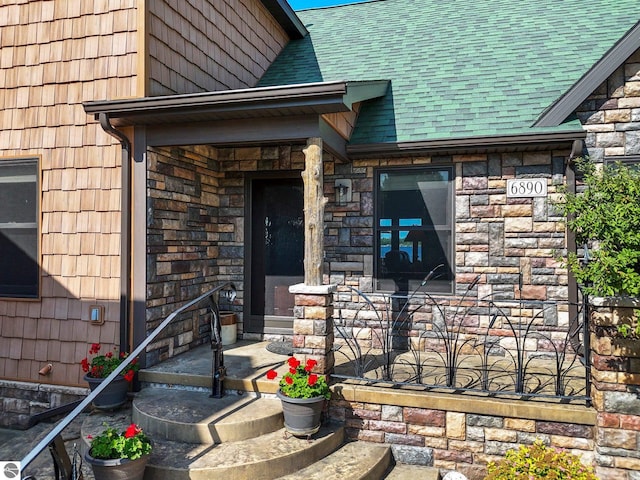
81, 385, 440, 479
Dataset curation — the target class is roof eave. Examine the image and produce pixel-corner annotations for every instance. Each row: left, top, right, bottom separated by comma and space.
260, 0, 308, 39
83, 81, 389, 128
535, 20, 640, 127
347, 130, 587, 158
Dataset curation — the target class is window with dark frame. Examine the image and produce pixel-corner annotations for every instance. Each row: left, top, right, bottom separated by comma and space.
604, 155, 640, 168
0, 157, 39, 298
375, 166, 454, 294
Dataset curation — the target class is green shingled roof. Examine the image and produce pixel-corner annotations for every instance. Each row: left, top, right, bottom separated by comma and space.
259, 0, 639, 145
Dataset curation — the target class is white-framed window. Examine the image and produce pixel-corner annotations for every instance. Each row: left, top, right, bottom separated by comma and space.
375, 166, 454, 293
0, 157, 39, 298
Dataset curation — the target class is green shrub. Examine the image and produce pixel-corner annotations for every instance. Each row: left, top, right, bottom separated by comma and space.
485, 440, 597, 480
556, 158, 640, 297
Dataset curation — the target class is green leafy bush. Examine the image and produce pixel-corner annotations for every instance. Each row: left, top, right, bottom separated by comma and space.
556, 159, 640, 297
88, 423, 152, 460
485, 440, 597, 480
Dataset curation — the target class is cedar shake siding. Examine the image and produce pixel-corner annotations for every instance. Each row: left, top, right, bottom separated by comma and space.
0, 0, 138, 393
147, 0, 289, 95
0, 0, 292, 398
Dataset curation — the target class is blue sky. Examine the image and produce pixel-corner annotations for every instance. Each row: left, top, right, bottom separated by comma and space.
288, 0, 365, 10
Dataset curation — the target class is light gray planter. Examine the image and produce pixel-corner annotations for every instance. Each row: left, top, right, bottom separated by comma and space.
85, 452, 149, 480
276, 389, 325, 437
84, 374, 129, 410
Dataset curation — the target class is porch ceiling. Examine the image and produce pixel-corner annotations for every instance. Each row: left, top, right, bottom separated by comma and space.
84, 80, 388, 160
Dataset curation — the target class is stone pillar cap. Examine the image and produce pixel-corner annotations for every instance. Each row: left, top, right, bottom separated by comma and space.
289, 283, 337, 295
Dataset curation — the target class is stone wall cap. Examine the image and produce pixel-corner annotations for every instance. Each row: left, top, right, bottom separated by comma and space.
289, 283, 337, 295
589, 296, 640, 308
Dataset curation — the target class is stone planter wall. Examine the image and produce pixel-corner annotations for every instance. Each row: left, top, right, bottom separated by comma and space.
295, 291, 640, 479
329, 385, 595, 480
589, 296, 640, 480
0, 380, 87, 428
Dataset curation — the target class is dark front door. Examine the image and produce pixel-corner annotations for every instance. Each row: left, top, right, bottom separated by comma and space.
246, 177, 304, 334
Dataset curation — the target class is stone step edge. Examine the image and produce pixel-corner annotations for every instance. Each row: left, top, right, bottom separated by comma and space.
383, 463, 441, 480
145, 424, 345, 480
132, 388, 284, 444
276, 440, 391, 480
139, 369, 277, 394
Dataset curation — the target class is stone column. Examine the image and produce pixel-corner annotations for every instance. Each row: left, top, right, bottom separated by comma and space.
589, 296, 640, 480
293, 137, 335, 375
289, 283, 336, 375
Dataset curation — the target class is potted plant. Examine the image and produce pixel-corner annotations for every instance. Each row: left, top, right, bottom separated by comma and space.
80, 343, 140, 409
557, 158, 640, 297
266, 356, 331, 437
85, 422, 152, 480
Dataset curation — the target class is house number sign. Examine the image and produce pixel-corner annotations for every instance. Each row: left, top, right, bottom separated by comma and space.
506, 178, 547, 198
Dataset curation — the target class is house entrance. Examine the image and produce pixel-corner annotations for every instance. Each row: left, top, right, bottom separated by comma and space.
246, 177, 304, 334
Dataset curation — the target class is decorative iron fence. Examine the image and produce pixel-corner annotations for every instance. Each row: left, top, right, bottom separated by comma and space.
334, 275, 591, 404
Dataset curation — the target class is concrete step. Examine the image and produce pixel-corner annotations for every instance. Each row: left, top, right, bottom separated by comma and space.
145, 424, 345, 480
383, 463, 441, 479
132, 387, 283, 443
276, 440, 392, 480
82, 406, 344, 480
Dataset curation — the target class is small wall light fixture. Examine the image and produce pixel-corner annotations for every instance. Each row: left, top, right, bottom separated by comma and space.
335, 179, 352, 206
89, 305, 105, 325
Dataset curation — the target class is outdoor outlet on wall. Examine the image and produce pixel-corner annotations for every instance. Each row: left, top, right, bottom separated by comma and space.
89, 305, 105, 325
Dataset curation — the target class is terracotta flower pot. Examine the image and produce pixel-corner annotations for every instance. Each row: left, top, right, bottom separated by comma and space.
84, 374, 129, 410
84, 451, 149, 480
276, 389, 325, 437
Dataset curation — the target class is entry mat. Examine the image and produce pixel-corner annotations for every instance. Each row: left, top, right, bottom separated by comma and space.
266, 341, 293, 356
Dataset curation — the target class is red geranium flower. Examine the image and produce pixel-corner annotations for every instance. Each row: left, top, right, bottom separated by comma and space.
81, 344, 139, 382
124, 423, 141, 438
287, 357, 300, 369
264, 355, 330, 400
305, 359, 317, 371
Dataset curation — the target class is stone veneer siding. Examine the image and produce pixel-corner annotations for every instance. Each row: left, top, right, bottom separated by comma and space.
144, 143, 574, 361
326, 150, 572, 359
145, 145, 222, 364
144, 144, 309, 365
576, 48, 640, 161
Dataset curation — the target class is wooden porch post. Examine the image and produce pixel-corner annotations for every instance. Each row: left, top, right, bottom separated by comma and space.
290, 137, 335, 375
301, 137, 327, 286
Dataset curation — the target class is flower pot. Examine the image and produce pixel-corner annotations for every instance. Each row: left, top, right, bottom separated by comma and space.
85, 451, 149, 480
276, 389, 325, 437
219, 311, 237, 345
84, 374, 129, 410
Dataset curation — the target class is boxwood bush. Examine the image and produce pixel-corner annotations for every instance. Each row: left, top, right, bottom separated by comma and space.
485, 440, 597, 480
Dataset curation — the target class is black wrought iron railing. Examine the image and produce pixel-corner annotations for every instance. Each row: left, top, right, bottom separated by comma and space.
19, 282, 236, 480
334, 274, 591, 404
